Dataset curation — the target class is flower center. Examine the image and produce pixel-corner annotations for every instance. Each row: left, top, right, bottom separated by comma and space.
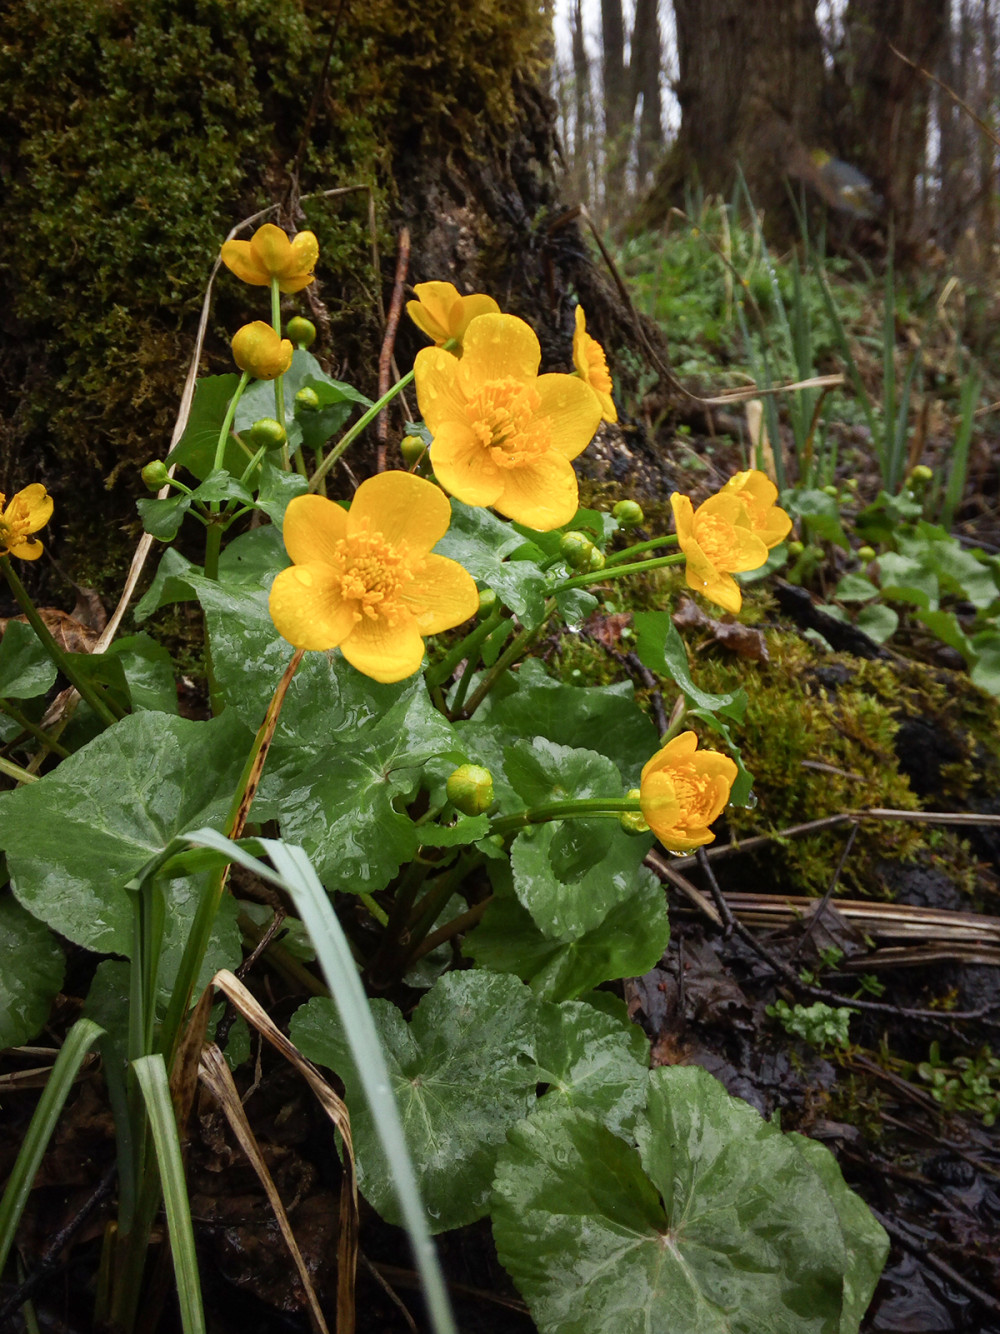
334, 522, 420, 625
693, 513, 738, 568
668, 766, 718, 825
467, 378, 549, 470
0, 493, 35, 554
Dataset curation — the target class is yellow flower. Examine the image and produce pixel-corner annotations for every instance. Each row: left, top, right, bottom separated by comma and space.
268, 471, 479, 683
639, 731, 737, 852
0, 484, 53, 561
717, 470, 792, 549
414, 313, 602, 531
572, 306, 617, 422
220, 223, 318, 294
406, 281, 501, 349
671, 491, 770, 615
231, 322, 294, 380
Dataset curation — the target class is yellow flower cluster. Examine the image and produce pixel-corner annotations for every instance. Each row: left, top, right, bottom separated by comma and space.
0, 484, 53, 561
672, 471, 792, 614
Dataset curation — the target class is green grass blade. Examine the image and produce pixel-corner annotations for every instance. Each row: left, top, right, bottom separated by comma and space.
941, 369, 981, 528
132, 1055, 205, 1334
0, 1018, 105, 1275
178, 828, 459, 1334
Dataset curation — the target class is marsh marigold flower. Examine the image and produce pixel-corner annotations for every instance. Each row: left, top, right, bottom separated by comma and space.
414, 313, 602, 531
268, 471, 479, 683
639, 731, 737, 852
407, 281, 500, 349
572, 306, 617, 422
0, 485, 53, 561
231, 322, 294, 380
221, 223, 318, 294
671, 469, 790, 614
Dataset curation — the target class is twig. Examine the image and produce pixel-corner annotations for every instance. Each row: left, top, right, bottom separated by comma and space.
376, 226, 411, 472
869, 1206, 1000, 1318
787, 822, 858, 961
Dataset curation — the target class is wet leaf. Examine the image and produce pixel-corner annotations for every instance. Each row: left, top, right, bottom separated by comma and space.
0, 897, 65, 1048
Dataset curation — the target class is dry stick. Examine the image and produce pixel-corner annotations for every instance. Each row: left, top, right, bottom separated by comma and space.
0, 1165, 117, 1323
787, 822, 859, 962
869, 1206, 1000, 1319
376, 226, 411, 473
691, 848, 1000, 1025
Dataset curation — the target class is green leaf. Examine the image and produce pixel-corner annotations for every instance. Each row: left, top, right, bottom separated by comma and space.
875, 552, 938, 610
291, 971, 541, 1231
294, 379, 354, 451
0, 712, 249, 972
534, 999, 648, 1136
971, 645, 1000, 697
137, 493, 194, 542
189, 469, 253, 506
466, 861, 669, 1000
253, 459, 308, 525
418, 814, 491, 848
106, 633, 179, 713
494, 1067, 881, 1334
783, 489, 849, 548
633, 611, 747, 720
257, 687, 464, 892
789, 1134, 889, 1332
914, 607, 967, 658
133, 549, 200, 621
234, 352, 369, 460
555, 586, 599, 625
834, 573, 879, 603
466, 657, 658, 781
167, 373, 252, 480
0, 897, 65, 1048
61, 649, 132, 719
855, 603, 899, 645
434, 501, 548, 627
0, 621, 58, 699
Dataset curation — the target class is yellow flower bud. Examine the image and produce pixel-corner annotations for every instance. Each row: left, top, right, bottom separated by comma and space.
856, 545, 876, 562
446, 764, 495, 816
231, 322, 293, 380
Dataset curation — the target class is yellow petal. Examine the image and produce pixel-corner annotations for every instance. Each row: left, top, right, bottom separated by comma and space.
282, 494, 348, 567
268, 563, 357, 650
402, 553, 479, 634
341, 612, 426, 683
8, 536, 44, 560
220, 239, 269, 286
414, 347, 469, 434
250, 223, 293, 274
535, 374, 603, 460
684, 560, 743, 614
430, 423, 504, 508
572, 305, 588, 377
494, 452, 579, 530
452, 293, 501, 339
670, 492, 695, 541
724, 469, 778, 507
641, 731, 699, 782
14, 484, 53, 534
276, 271, 316, 295
348, 471, 452, 555
285, 231, 318, 274
459, 314, 540, 388
410, 282, 462, 343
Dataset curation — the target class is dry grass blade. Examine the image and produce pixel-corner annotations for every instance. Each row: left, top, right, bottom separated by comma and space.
210, 970, 358, 1333
198, 1043, 331, 1334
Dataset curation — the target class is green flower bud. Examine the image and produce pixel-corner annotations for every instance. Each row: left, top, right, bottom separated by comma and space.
856, 545, 876, 562
285, 315, 316, 348
822, 484, 839, 498
612, 499, 644, 529
400, 435, 427, 467
246, 417, 287, 451
141, 460, 170, 490
620, 789, 649, 836
909, 464, 933, 484
787, 540, 805, 556
446, 763, 495, 817
294, 386, 321, 412
477, 588, 498, 619
560, 531, 596, 569
586, 548, 606, 572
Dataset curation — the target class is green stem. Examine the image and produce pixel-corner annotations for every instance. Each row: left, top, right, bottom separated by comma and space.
557, 551, 686, 591
426, 605, 505, 689
488, 797, 638, 840
603, 533, 679, 567
212, 370, 251, 480
270, 279, 289, 470
1, 557, 123, 729
458, 603, 554, 719
0, 698, 71, 757
398, 853, 481, 970
308, 370, 416, 492
407, 898, 491, 964
0, 753, 38, 784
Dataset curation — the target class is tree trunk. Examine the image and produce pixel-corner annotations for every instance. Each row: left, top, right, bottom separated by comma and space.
601, 0, 631, 203
631, 0, 828, 236
630, 0, 663, 187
